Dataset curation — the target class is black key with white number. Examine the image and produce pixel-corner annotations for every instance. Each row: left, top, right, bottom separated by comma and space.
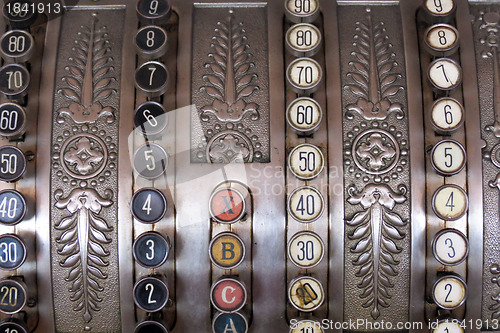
2, 0, 37, 29
0, 278, 27, 314
135, 61, 169, 97
133, 231, 170, 268
0, 146, 26, 183
134, 101, 168, 137
135, 26, 168, 60
133, 143, 168, 179
131, 188, 167, 223
0, 30, 35, 63
0, 234, 26, 270
0, 103, 26, 138
133, 276, 169, 312
0, 190, 26, 225
0, 64, 30, 100
0, 318, 30, 333
136, 0, 172, 25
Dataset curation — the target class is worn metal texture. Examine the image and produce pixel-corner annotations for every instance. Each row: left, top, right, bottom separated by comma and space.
339, 4, 411, 328
470, 3, 500, 326
190, 4, 270, 163
48, 7, 124, 333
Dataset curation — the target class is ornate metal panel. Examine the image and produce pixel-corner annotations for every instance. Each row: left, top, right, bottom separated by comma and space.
48, 7, 124, 332
190, 3, 270, 163
470, 3, 500, 325
339, 4, 412, 326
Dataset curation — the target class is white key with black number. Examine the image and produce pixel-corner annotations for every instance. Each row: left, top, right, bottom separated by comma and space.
428, 58, 462, 93
432, 229, 468, 266
432, 185, 468, 221
422, 0, 456, 23
430, 98, 463, 134
286, 23, 321, 57
287, 97, 322, 134
287, 58, 322, 95
285, 0, 320, 23
288, 144, 324, 180
431, 139, 466, 176
424, 24, 459, 57
288, 186, 324, 223
432, 275, 467, 310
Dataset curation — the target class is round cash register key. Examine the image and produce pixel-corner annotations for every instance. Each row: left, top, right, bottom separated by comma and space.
424, 24, 459, 57
428, 58, 462, 92
290, 320, 324, 333
133, 143, 168, 179
0, 190, 26, 226
430, 98, 463, 134
432, 185, 468, 221
287, 97, 322, 134
0, 64, 29, 99
0, 278, 26, 314
288, 276, 324, 312
136, 0, 172, 25
0, 103, 26, 138
0, 30, 35, 63
209, 232, 245, 269
286, 23, 322, 57
288, 186, 324, 223
287, 58, 322, 95
134, 101, 168, 137
210, 278, 247, 313
430, 319, 464, 333
133, 231, 170, 268
212, 312, 248, 333
0, 319, 30, 333
131, 188, 167, 223
431, 139, 466, 176
0, 234, 26, 270
288, 144, 324, 180
133, 276, 169, 312
0, 146, 26, 183
422, 0, 456, 23
135, 61, 169, 98
135, 26, 168, 60
432, 275, 467, 310
134, 320, 169, 333
285, 0, 320, 23
209, 188, 245, 224
288, 232, 324, 268
432, 229, 469, 266
2, 0, 37, 29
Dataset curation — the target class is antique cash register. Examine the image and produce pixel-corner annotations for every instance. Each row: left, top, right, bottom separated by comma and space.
0, 0, 496, 332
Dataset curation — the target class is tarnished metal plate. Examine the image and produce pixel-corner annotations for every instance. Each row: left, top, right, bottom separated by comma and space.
339, 4, 411, 328
469, 3, 500, 325
190, 3, 270, 163
48, 7, 124, 332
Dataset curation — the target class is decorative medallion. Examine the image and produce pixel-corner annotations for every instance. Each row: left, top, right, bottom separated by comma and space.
61, 134, 107, 179
191, 5, 269, 163
352, 129, 399, 175
207, 131, 253, 163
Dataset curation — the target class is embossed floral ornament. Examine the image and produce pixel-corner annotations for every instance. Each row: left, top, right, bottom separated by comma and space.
356, 133, 396, 171
200, 14, 259, 122
208, 132, 252, 163
64, 137, 104, 175
55, 187, 113, 323
345, 16, 404, 121
57, 15, 116, 124
347, 184, 407, 320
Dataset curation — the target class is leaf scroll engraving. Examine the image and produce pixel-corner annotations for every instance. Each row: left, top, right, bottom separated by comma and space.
55, 188, 113, 323
200, 13, 260, 123
345, 16, 404, 121
490, 264, 500, 319
57, 14, 116, 124
346, 184, 407, 320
